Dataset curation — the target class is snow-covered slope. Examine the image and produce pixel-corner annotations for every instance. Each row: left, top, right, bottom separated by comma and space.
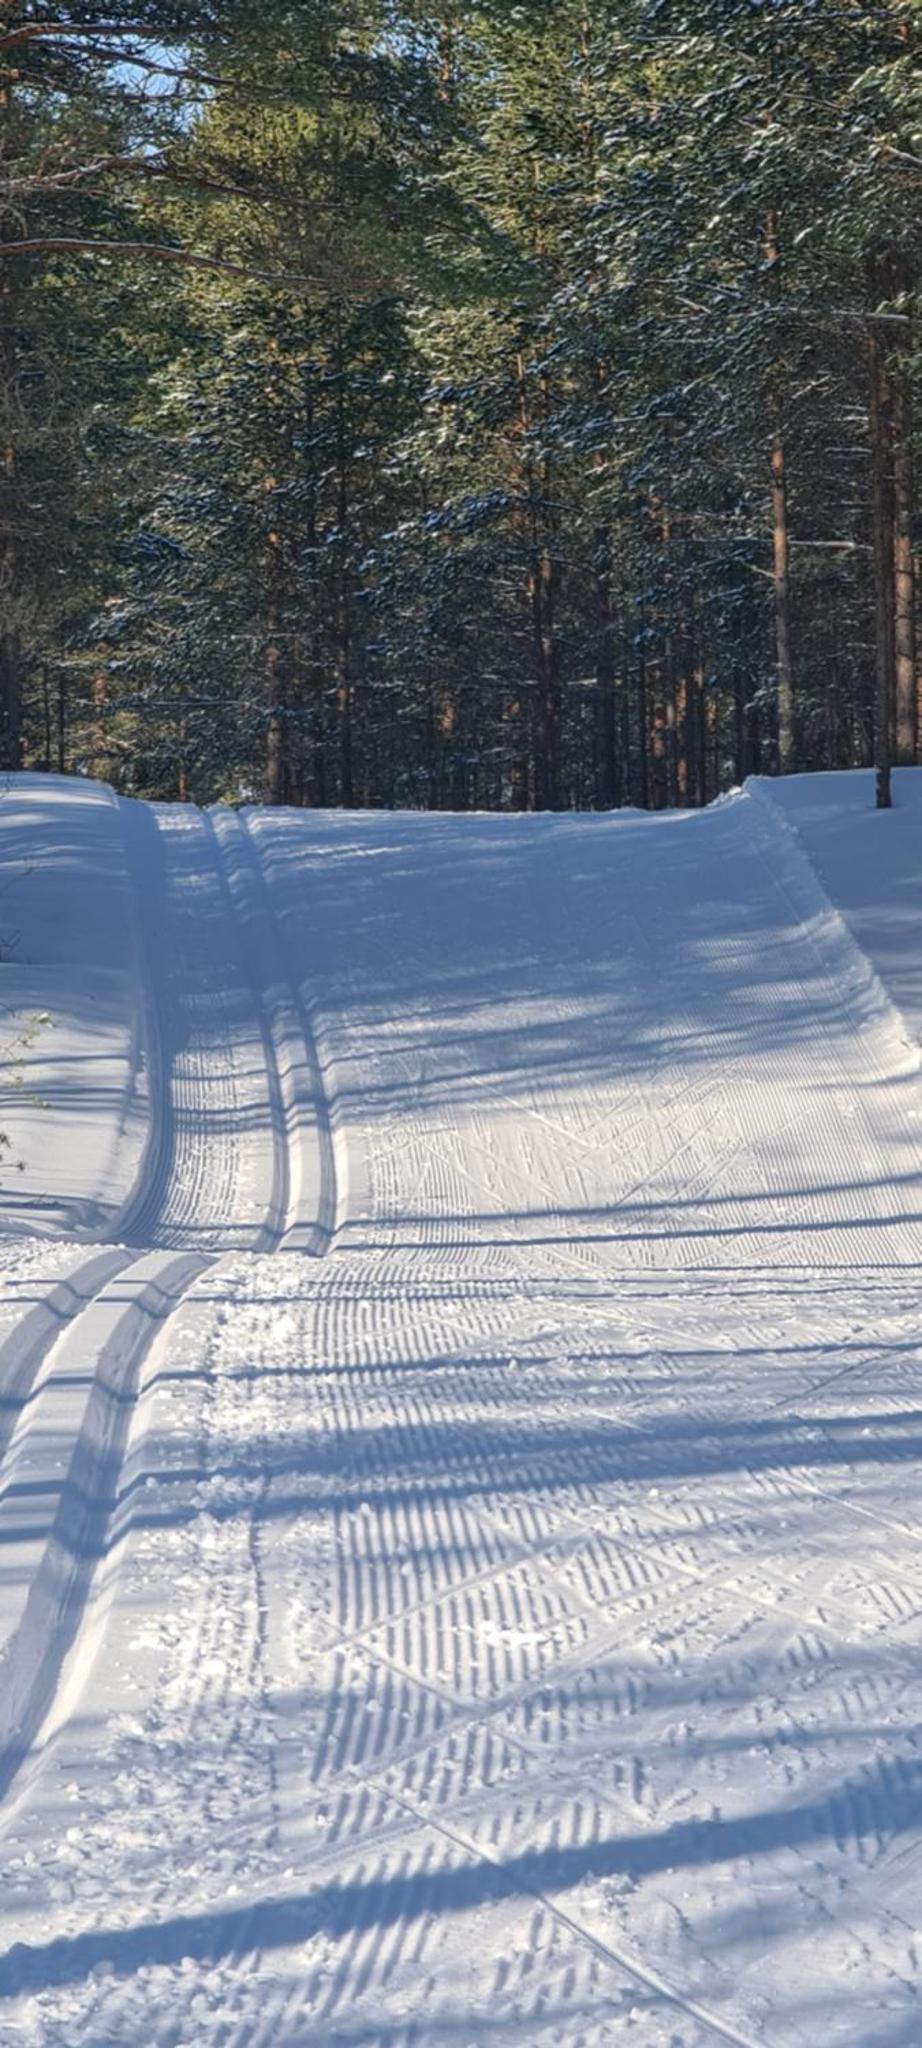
0, 777, 150, 1238
3, 771, 922, 2048
759, 765, 922, 1052
248, 785, 922, 1270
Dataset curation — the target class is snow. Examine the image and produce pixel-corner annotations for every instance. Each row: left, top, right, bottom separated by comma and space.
2, 770, 922, 2045
0, 778, 150, 1240
758, 766, 922, 1054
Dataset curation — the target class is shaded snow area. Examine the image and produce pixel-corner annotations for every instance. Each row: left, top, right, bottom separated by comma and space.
2, 775, 922, 2046
0, 779, 150, 1240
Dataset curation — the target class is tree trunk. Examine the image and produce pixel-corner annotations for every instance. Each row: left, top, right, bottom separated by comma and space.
636, 590, 649, 808
770, 426, 795, 772
91, 671, 109, 781
660, 497, 680, 806
765, 211, 795, 774
892, 363, 916, 762
518, 353, 560, 810
333, 302, 355, 808
685, 667, 706, 806
509, 695, 529, 810
695, 661, 708, 805
41, 662, 50, 771
264, 478, 287, 806
593, 524, 619, 808
0, 86, 21, 774
56, 665, 66, 773
518, 356, 561, 811
733, 661, 748, 786
265, 604, 286, 807
0, 623, 21, 771
869, 316, 895, 809
732, 575, 753, 787
0, 429, 20, 770
535, 532, 560, 809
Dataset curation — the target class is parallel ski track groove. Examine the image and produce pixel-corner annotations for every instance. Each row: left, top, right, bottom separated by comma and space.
121, 809, 281, 1254
220, 807, 340, 1254
0, 1249, 134, 1474
202, 809, 288, 1252
0, 1249, 212, 1805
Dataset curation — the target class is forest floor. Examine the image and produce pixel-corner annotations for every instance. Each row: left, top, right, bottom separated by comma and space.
2, 769, 922, 2046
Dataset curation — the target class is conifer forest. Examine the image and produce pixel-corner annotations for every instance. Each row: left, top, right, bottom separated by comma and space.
5, 0, 922, 811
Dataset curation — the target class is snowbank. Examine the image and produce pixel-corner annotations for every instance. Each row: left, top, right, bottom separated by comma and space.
756, 765, 922, 1052
0, 776, 149, 1239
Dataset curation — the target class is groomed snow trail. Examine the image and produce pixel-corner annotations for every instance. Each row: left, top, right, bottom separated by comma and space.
3, 777, 922, 2047
118, 806, 289, 1253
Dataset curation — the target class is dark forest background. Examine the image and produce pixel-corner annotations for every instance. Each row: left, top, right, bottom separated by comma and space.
4, 0, 922, 810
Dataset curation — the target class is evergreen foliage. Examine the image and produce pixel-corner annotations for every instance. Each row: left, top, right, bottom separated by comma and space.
6, 0, 922, 807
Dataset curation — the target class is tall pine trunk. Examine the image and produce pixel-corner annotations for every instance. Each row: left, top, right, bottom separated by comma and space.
264, 472, 287, 805
635, 584, 649, 808
333, 303, 354, 807
868, 307, 895, 809
92, 671, 108, 782
892, 361, 916, 762
770, 425, 794, 773
265, 600, 286, 807
593, 521, 619, 809
765, 212, 795, 774
518, 352, 560, 810
534, 527, 560, 810
0, 86, 21, 772
662, 499, 679, 806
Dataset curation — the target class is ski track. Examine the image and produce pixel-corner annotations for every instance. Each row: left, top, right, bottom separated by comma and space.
3, 786, 922, 2044
119, 806, 287, 1255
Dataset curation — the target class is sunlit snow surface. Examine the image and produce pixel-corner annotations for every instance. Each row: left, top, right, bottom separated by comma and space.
2, 770, 922, 2046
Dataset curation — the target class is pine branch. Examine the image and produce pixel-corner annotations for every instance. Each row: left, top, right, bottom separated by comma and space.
0, 236, 319, 287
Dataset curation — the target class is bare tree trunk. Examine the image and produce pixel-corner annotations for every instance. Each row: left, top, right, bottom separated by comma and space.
770, 425, 794, 772
0, 622, 20, 769
733, 661, 748, 786
265, 600, 286, 807
676, 676, 688, 802
0, 85, 21, 773
636, 588, 649, 808
0, 420, 20, 768
593, 523, 619, 808
333, 302, 354, 807
662, 503, 679, 806
650, 704, 667, 809
682, 645, 699, 805
264, 470, 287, 806
892, 363, 916, 762
41, 661, 51, 771
536, 527, 560, 809
869, 313, 895, 809
687, 667, 707, 806
765, 211, 795, 773
509, 694, 529, 810
696, 661, 708, 805
300, 359, 322, 808
56, 665, 66, 773
518, 352, 560, 810
92, 670, 107, 781
287, 633, 305, 806
732, 576, 753, 786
